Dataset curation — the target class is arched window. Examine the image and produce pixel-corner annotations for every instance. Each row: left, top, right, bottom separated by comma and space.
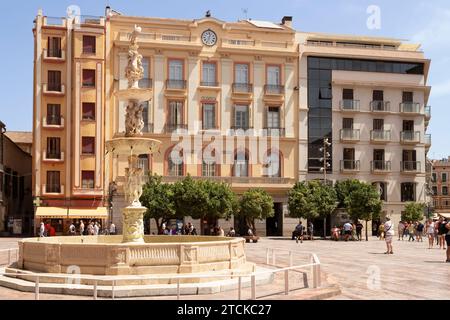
234, 150, 249, 177
202, 149, 217, 177
263, 150, 281, 178
167, 147, 184, 177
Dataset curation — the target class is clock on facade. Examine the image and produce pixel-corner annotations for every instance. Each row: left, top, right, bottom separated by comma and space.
201, 29, 217, 46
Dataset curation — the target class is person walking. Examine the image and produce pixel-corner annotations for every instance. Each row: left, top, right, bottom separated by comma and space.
416, 221, 424, 242
356, 221, 363, 241
79, 220, 85, 236
398, 221, 405, 241
426, 219, 435, 249
69, 222, 76, 236
294, 222, 305, 244
109, 223, 116, 235
438, 217, 447, 250
408, 222, 416, 242
93, 222, 99, 236
39, 222, 45, 237
384, 216, 394, 254
307, 221, 314, 241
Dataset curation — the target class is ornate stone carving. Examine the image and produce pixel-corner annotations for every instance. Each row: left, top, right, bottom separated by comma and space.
125, 25, 144, 89
122, 207, 146, 243
125, 100, 145, 137
124, 156, 144, 207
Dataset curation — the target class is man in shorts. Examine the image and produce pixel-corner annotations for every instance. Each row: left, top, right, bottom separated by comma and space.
384, 216, 394, 254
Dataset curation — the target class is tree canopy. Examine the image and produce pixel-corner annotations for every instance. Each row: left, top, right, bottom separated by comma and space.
402, 202, 425, 222
342, 180, 382, 222
237, 188, 274, 234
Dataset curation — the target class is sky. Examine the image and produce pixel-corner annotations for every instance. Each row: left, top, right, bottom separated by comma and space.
0, 0, 448, 159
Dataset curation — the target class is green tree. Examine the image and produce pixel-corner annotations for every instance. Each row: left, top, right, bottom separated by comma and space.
335, 179, 363, 208
342, 180, 382, 241
402, 202, 426, 222
140, 174, 176, 233
237, 188, 274, 235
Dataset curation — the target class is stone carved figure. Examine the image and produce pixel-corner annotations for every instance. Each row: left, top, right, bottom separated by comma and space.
125, 25, 144, 89
123, 210, 145, 242
124, 156, 144, 207
125, 101, 144, 136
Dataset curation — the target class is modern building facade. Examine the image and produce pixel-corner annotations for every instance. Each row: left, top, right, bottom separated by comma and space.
431, 157, 450, 219
0, 123, 33, 236
32, 8, 431, 236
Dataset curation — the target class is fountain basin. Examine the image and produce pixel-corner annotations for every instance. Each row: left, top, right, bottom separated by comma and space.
16, 236, 253, 281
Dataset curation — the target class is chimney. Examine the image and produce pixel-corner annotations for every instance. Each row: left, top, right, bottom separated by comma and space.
282, 16, 292, 28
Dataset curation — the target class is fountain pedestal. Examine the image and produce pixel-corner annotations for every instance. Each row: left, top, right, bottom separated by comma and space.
122, 206, 146, 243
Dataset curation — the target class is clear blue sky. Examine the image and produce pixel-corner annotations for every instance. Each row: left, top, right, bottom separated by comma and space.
0, 0, 448, 159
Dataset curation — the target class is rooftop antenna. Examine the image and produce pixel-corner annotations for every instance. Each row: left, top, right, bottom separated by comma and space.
242, 8, 248, 20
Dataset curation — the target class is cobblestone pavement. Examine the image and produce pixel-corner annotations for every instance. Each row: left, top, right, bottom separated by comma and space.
0, 236, 448, 300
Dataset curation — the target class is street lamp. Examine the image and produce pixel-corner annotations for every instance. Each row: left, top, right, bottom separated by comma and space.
319, 137, 332, 238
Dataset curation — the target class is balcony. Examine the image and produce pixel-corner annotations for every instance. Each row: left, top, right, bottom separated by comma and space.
340, 160, 360, 173
43, 48, 65, 62
262, 128, 286, 137
340, 129, 360, 142
75, 15, 105, 26
371, 161, 392, 173
166, 79, 187, 90
400, 131, 421, 144
232, 83, 253, 94
43, 151, 65, 162
164, 124, 188, 134
425, 106, 431, 119
43, 83, 65, 96
400, 102, 421, 114
200, 81, 219, 88
43, 116, 64, 129
401, 161, 421, 173
340, 100, 360, 112
229, 126, 254, 136
42, 184, 64, 195
138, 78, 153, 89
43, 17, 66, 28
370, 130, 391, 143
370, 101, 391, 113
264, 85, 285, 95
424, 134, 431, 148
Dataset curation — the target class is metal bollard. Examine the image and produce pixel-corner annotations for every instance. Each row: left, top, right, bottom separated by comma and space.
93, 281, 98, 300
284, 270, 289, 295
238, 276, 242, 300
177, 278, 181, 300
35, 277, 40, 300
251, 275, 256, 300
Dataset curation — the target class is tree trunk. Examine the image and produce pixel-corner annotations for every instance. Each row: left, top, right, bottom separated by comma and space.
365, 220, 368, 242
323, 217, 327, 239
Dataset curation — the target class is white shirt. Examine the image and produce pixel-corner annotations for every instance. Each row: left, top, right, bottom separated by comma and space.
384, 221, 394, 236
343, 223, 353, 231
110, 224, 116, 233
94, 225, 99, 235
426, 223, 435, 234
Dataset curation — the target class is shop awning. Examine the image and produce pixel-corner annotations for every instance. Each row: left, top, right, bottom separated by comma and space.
68, 208, 108, 219
35, 207, 68, 218
438, 213, 450, 219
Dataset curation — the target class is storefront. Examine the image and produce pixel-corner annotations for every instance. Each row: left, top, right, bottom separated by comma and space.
35, 207, 109, 236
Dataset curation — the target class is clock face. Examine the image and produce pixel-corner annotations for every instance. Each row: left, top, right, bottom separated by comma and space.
201, 30, 217, 46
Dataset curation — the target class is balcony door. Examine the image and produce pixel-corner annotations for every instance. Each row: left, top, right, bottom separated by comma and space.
235, 64, 249, 84
373, 119, 384, 131
48, 37, 61, 57
267, 66, 280, 85
48, 71, 61, 91
402, 91, 413, 103
47, 171, 60, 193
403, 150, 417, 170
342, 118, 354, 129
202, 62, 216, 86
234, 105, 249, 130
169, 60, 183, 80
234, 151, 249, 177
343, 148, 355, 170
47, 104, 61, 125
373, 149, 385, 170
267, 107, 280, 129
403, 120, 414, 131
168, 101, 183, 126
47, 137, 61, 159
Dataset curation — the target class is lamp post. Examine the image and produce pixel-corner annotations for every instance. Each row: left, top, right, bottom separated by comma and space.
319, 137, 332, 239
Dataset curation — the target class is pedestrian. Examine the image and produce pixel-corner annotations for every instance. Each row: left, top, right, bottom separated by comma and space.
39, 222, 45, 237
343, 222, 353, 242
351, 223, 357, 241
445, 220, 450, 263
294, 221, 305, 244
416, 221, 424, 242
331, 226, 340, 241
218, 226, 225, 237
438, 217, 448, 250
79, 220, 85, 236
408, 222, 415, 242
227, 227, 236, 237
356, 221, 363, 241
69, 222, 76, 236
398, 221, 405, 241
307, 221, 314, 241
378, 223, 385, 240
426, 219, 435, 249
434, 219, 440, 246
384, 216, 394, 254
403, 221, 409, 240
109, 223, 116, 235
93, 222, 99, 236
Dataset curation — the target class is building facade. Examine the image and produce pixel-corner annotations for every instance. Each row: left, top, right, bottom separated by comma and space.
431, 157, 450, 219
32, 8, 431, 237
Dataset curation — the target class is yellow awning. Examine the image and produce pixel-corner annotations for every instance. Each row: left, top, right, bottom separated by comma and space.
35, 207, 68, 218
68, 208, 108, 219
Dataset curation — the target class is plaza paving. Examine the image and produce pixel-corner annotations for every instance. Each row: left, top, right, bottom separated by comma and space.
0, 236, 448, 300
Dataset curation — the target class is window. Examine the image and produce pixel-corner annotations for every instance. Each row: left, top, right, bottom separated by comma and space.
373, 90, 384, 101
169, 60, 183, 80
168, 149, 184, 177
202, 160, 217, 177
82, 69, 96, 87
373, 119, 384, 131
168, 101, 183, 125
82, 103, 95, 120
202, 62, 216, 86
47, 171, 61, 193
432, 173, 437, 183
342, 89, 354, 100
342, 118, 354, 129
48, 71, 61, 91
235, 64, 249, 84
432, 186, 438, 195
442, 173, 447, 183
138, 155, 150, 175
234, 151, 249, 177
372, 182, 387, 201
82, 137, 95, 155
83, 35, 96, 54
47, 137, 61, 159
48, 37, 61, 58
403, 120, 414, 131
343, 148, 356, 170
234, 105, 249, 129
81, 171, 95, 189
401, 183, 416, 202
202, 104, 216, 130
402, 91, 413, 103
47, 104, 61, 125
267, 107, 280, 128
139, 58, 151, 88
267, 66, 281, 85
443, 186, 448, 196
263, 151, 281, 178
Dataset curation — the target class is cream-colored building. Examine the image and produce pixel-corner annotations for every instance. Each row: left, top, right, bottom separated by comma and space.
431, 157, 450, 219
32, 8, 431, 237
